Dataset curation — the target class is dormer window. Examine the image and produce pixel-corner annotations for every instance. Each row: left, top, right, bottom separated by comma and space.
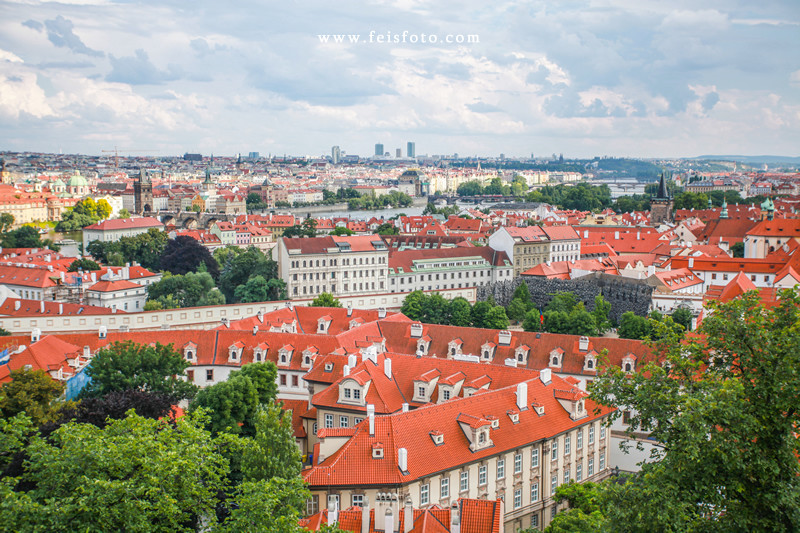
622, 353, 636, 373
478, 431, 486, 444
416, 338, 429, 356
508, 410, 520, 424
183, 342, 197, 362
228, 343, 244, 363
549, 348, 564, 369
584, 351, 597, 372
430, 431, 444, 446
372, 443, 384, 458
278, 345, 294, 367
515, 345, 529, 365
480, 342, 495, 361
253, 343, 268, 363
317, 317, 332, 334
324, 362, 334, 372
448, 339, 463, 358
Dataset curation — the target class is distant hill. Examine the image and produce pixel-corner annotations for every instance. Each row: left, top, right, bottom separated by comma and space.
691, 155, 800, 166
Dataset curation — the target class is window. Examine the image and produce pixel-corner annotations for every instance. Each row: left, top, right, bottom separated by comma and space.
588, 458, 594, 476
344, 388, 352, 399
418, 386, 426, 398
564, 467, 570, 483
325, 414, 333, 428
600, 453, 606, 471
353, 389, 361, 400
339, 416, 349, 428
352, 494, 364, 507
551, 474, 558, 496
588, 425, 595, 444
443, 389, 451, 400
551, 439, 558, 460
576, 464, 583, 482
206, 369, 214, 381
420, 484, 430, 506
622, 410, 631, 425
354, 417, 363, 425
478, 432, 486, 444
460, 471, 469, 492
306, 495, 319, 516
497, 458, 505, 479
600, 426, 606, 440
292, 375, 299, 387
565, 435, 571, 455
577, 430, 583, 450
531, 514, 538, 529
514, 488, 522, 509
313, 422, 318, 435
531, 448, 539, 468
440, 477, 450, 499
280, 374, 287, 386
479, 465, 487, 486
514, 453, 523, 474
531, 482, 539, 502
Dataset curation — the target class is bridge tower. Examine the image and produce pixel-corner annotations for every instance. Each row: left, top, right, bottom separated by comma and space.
133, 168, 153, 214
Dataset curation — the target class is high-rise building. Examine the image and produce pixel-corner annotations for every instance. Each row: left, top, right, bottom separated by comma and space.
396, 148, 402, 158
374, 144, 384, 157
407, 142, 416, 158
248, 152, 260, 159
331, 145, 341, 164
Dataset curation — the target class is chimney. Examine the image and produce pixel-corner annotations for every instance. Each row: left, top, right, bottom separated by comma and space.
378, 307, 387, 319
540, 368, 552, 384
252, 325, 258, 336
368, 404, 375, 436
403, 496, 413, 532
343, 364, 350, 376
40, 301, 44, 314
348, 353, 358, 368
14, 300, 20, 311
409, 323, 423, 338
83, 345, 90, 358
31, 328, 41, 343
384, 508, 394, 533
647, 265, 655, 276
347, 303, 353, 317
384, 358, 392, 379
579, 336, 589, 351
328, 497, 339, 526
398, 447, 408, 472
583, 230, 588, 238
614, 231, 620, 239
361, 495, 370, 533
451, 501, 461, 533
516, 382, 527, 410
636, 231, 641, 240
58, 303, 63, 315
498, 330, 512, 346
688, 257, 694, 269
91, 272, 96, 283
402, 403, 409, 413
99, 325, 107, 339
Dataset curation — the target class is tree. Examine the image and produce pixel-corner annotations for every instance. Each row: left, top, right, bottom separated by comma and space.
470, 300, 493, 328
87, 228, 167, 271
310, 292, 342, 308
457, 180, 484, 196
213, 245, 244, 269
329, 226, 354, 236
0, 212, 14, 233
234, 275, 270, 303
374, 222, 399, 235
507, 298, 528, 322
53, 389, 177, 430
546, 292, 579, 314
512, 282, 531, 303
160, 235, 220, 278
214, 478, 309, 533
117, 208, 131, 219
147, 271, 223, 308
0, 368, 64, 426
670, 307, 692, 331
240, 403, 302, 481
448, 297, 473, 327
400, 291, 426, 321
218, 247, 284, 303
190, 362, 279, 436
616, 311, 651, 340
81, 340, 197, 400
0, 226, 47, 249
283, 219, 317, 238
522, 308, 544, 332
245, 193, 267, 212
730, 242, 745, 258
0, 412, 228, 532
56, 197, 112, 231
590, 289, 800, 532
591, 294, 612, 335
482, 306, 509, 330
67, 258, 101, 272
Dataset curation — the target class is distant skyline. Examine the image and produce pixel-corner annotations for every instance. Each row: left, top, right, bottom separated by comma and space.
1, 1, 798, 159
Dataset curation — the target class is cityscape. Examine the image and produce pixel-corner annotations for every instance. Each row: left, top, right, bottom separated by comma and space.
1, 1, 799, 533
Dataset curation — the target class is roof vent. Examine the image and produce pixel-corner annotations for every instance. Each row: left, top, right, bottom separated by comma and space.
498, 330, 512, 346
409, 323, 423, 338
540, 368, 552, 385
99, 326, 107, 339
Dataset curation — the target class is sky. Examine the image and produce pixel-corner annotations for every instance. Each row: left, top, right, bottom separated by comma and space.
1, 0, 798, 159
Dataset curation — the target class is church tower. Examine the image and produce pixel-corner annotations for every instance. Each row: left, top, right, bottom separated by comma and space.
133, 168, 153, 214
650, 171, 674, 225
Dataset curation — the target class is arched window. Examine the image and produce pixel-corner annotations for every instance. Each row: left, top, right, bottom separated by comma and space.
587, 359, 594, 369
552, 356, 559, 366
624, 362, 632, 372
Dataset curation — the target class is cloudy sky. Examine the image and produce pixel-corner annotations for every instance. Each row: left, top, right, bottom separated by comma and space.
1, 0, 798, 159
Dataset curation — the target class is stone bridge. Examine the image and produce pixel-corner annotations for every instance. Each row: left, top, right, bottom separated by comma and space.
146, 211, 240, 230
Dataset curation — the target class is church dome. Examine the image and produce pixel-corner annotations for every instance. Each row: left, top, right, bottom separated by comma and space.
67, 171, 88, 188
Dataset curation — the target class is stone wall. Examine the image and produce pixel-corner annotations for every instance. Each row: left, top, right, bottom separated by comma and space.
476, 273, 654, 324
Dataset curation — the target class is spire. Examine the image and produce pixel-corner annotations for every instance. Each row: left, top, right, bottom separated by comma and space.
656, 171, 669, 199
204, 165, 212, 183
720, 198, 729, 219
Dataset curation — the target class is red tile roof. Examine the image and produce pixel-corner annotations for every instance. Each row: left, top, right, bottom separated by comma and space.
84, 217, 163, 231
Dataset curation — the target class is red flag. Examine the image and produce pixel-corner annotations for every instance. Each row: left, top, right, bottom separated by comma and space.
539, 309, 544, 325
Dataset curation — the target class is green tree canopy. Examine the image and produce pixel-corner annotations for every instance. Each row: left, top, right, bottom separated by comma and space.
329, 226, 354, 236
160, 235, 220, 278
81, 340, 197, 400
147, 271, 224, 308
87, 228, 167, 270
240, 403, 302, 481
190, 362, 279, 436
218, 246, 285, 303
67, 257, 101, 272
0, 368, 65, 426
310, 292, 342, 308
0, 213, 14, 233
0, 225, 56, 250
213, 478, 309, 533
589, 289, 800, 532
0, 411, 228, 532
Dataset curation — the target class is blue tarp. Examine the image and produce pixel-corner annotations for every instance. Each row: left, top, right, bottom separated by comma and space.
65, 366, 92, 400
